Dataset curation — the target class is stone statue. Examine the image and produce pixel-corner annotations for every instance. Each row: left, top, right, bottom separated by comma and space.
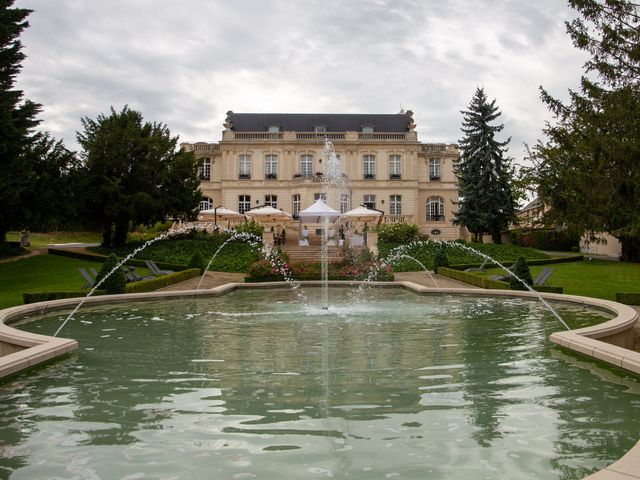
406, 110, 416, 131
224, 111, 234, 130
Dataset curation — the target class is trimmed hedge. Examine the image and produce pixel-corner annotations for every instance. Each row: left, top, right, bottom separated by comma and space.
23, 290, 107, 304
437, 267, 563, 293
450, 254, 584, 271
48, 247, 187, 272
615, 292, 640, 305
0, 241, 27, 259
124, 269, 201, 293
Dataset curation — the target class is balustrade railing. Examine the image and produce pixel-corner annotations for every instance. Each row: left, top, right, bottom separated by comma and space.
384, 214, 413, 224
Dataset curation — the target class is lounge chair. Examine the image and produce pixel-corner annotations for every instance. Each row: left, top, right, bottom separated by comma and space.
128, 266, 155, 281
78, 268, 96, 289
533, 267, 554, 286
489, 274, 509, 282
465, 258, 489, 272
145, 260, 174, 275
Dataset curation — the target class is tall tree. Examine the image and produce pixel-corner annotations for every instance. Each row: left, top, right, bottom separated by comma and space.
454, 88, 518, 243
533, 0, 640, 260
0, 0, 41, 242
77, 106, 202, 247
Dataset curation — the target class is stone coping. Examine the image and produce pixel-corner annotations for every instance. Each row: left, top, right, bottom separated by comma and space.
0, 282, 638, 479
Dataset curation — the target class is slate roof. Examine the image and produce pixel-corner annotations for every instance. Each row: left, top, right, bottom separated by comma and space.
229, 113, 411, 132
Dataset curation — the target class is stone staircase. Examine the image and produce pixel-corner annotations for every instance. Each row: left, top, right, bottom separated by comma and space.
279, 244, 344, 263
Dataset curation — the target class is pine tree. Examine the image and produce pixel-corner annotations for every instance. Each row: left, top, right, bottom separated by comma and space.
533, 0, 640, 261
0, 0, 41, 242
454, 88, 517, 243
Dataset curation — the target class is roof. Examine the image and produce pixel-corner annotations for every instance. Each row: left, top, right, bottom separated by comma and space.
228, 112, 412, 132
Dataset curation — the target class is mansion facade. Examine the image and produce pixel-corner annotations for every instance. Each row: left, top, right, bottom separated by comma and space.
181, 111, 463, 240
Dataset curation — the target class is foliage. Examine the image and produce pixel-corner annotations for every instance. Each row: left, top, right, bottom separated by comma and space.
433, 244, 450, 273
454, 88, 518, 243
77, 105, 202, 247
188, 251, 205, 274
532, 0, 640, 261
124, 269, 200, 293
127, 221, 173, 243
95, 253, 127, 294
509, 257, 533, 290
509, 229, 581, 252
379, 240, 549, 272
377, 223, 420, 244
0, 1, 42, 242
616, 292, 640, 305
0, 241, 26, 259
234, 220, 264, 237
23, 290, 106, 304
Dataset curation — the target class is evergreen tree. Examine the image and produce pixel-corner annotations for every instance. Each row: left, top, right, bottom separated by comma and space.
454, 88, 518, 243
77, 106, 202, 247
533, 1, 640, 261
0, 0, 41, 242
509, 256, 533, 291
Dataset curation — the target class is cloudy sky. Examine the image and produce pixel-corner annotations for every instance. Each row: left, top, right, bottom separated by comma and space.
15, 0, 588, 164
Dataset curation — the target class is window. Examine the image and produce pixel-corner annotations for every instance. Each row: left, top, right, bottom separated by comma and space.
239, 154, 251, 179
199, 197, 213, 210
363, 194, 376, 210
265, 154, 278, 179
429, 158, 441, 181
268, 125, 280, 133
314, 192, 326, 201
390, 195, 402, 215
363, 154, 376, 179
389, 154, 401, 179
300, 154, 313, 177
199, 157, 211, 181
314, 125, 327, 133
427, 196, 445, 221
340, 193, 350, 213
238, 195, 251, 214
265, 195, 277, 208
292, 194, 301, 219
361, 125, 375, 133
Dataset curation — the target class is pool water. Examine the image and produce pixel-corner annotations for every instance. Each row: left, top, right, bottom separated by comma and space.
1, 288, 639, 479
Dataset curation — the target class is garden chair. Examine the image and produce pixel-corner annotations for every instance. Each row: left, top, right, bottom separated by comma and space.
90, 268, 99, 278
128, 266, 155, 281
533, 267, 554, 286
465, 258, 489, 272
78, 268, 95, 289
145, 260, 174, 275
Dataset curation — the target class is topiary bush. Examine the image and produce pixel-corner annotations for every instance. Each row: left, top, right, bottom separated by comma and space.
377, 223, 420, 244
96, 253, 127, 294
188, 251, 205, 274
434, 244, 450, 273
509, 256, 533, 290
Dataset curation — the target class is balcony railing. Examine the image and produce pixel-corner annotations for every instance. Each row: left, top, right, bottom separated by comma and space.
292, 173, 325, 183
426, 214, 445, 222
296, 132, 346, 141
265, 173, 278, 180
363, 174, 376, 180
235, 132, 283, 140
384, 214, 413, 224
389, 174, 402, 180
238, 173, 251, 180
359, 133, 407, 141
429, 175, 441, 181
421, 144, 456, 153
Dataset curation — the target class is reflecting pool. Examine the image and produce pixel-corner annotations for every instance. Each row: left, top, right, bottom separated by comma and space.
1, 287, 639, 479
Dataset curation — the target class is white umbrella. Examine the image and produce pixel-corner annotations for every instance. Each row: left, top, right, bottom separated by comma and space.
298, 199, 342, 224
342, 205, 383, 224
198, 206, 245, 225
245, 205, 292, 223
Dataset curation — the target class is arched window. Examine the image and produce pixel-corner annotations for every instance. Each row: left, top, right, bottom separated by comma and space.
199, 196, 213, 211
427, 196, 445, 221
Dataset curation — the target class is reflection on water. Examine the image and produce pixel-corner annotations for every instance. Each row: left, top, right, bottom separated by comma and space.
0, 288, 638, 479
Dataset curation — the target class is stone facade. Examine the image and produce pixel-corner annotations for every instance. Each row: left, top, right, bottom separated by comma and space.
181, 111, 463, 240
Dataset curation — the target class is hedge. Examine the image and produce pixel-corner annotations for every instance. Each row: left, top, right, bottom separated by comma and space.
23, 290, 107, 304
48, 247, 187, 271
437, 267, 563, 293
124, 269, 201, 293
615, 293, 640, 305
450, 254, 583, 271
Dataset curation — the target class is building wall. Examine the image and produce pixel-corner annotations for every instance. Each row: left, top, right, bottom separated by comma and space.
183, 129, 461, 240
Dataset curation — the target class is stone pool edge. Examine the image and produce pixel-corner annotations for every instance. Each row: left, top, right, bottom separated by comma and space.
1, 282, 639, 479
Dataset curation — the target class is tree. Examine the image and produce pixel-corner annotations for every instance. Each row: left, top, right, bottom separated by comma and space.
454, 88, 518, 243
509, 256, 533, 291
77, 106, 202, 247
533, 0, 640, 260
0, 0, 41, 242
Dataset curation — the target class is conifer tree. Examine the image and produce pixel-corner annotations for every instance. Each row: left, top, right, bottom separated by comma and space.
454, 88, 517, 243
0, 0, 41, 242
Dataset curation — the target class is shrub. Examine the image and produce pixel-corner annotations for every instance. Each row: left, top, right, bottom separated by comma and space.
189, 251, 205, 274
509, 257, 533, 290
234, 220, 264, 238
510, 228, 580, 252
96, 253, 127, 294
434, 244, 450, 273
616, 292, 640, 305
377, 223, 420, 244
0, 242, 27, 259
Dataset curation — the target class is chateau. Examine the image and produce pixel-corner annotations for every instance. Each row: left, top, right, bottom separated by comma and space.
181, 111, 462, 240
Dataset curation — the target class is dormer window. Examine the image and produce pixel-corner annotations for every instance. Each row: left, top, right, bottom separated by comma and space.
314, 125, 327, 133
267, 125, 280, 133
361, 124, 375, 133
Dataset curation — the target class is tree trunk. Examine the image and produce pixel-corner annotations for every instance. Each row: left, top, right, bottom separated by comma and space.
113, 219, 129, 246
102, 220, 112, 248
492, 231, 502, 244
619, 235, 640, 262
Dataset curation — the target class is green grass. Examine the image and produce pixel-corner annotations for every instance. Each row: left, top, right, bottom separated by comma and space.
0, 255, 106, 309
6, 231, 102, 248
478, 259, 640, 301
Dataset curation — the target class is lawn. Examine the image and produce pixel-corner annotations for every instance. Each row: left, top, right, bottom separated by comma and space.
0, 254, 106, 309
478, 259, 640, 301
6, 231, 102, 248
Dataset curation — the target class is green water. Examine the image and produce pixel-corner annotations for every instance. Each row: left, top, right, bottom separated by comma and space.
1, 288, 639, 479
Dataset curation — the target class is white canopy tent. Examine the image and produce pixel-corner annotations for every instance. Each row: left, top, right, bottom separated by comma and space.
298, 199, 342, 224
342, 205, 383, 225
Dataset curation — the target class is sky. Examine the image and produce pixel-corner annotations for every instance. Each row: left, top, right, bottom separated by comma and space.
15, 0, 589, 165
